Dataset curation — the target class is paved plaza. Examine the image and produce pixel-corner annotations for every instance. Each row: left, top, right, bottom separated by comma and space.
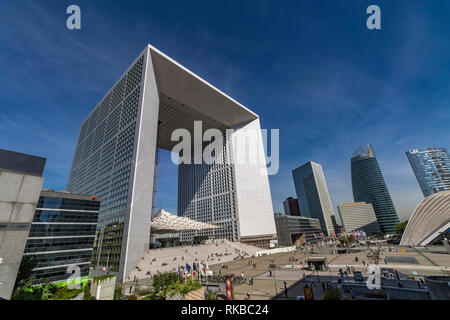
207, 246, 450, 300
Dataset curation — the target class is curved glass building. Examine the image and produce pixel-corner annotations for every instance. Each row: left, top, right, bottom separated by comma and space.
405, 147, 450, 197
351, 143, 399, 234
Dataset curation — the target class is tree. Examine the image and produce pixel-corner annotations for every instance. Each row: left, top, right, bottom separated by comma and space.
396, 220, 408, 235
167, 278, 202, 295
323, 288, 340, 300
152, 272, 179, 293
113, 283, 123, 300
206, 290, 219, 300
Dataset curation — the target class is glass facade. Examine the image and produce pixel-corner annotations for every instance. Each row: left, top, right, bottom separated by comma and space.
351, 143, 399, 234
405, 148, 450, 197
337, 202, 381, 235
292, 161, 337, 236
66, 55, 145, 276
178, 133, 238, 242
90, 217, 124, 272
274, 215, 322, 246
23, 192, 100, 285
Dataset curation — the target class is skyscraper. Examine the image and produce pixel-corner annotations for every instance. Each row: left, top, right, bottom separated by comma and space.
351, 143, 399, 234
283, 197, 301, 216
405, 147, 450, 197
67, 45, 276, 281
292, 161, 337, 236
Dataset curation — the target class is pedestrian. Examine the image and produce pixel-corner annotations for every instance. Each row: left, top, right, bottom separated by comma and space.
247, 292, 251, 300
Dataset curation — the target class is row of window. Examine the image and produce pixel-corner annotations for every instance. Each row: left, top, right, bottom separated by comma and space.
24, 237, 95, 253
37, 197, 100, 211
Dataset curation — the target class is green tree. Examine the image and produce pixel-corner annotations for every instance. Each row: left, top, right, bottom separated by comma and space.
323, 288, 340, 300
167, 278, 202, 295
206, 290, 218, 300
152, 272, 179, 293
113, 283, 123, 300
396, 220, 408, 235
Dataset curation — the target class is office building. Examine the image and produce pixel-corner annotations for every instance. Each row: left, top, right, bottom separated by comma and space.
274, 215, 322, 246
283, 197, 301, 216
0, 149, 46, 299
66, 44, 277, 282
337, 202, 380, 235
22, 190, 100, 285
351, 143, 399, 234
405, 148, 450, 197
292, 161, 337, 236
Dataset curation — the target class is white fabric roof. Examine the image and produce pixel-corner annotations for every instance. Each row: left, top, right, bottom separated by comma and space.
151, 209, 219, 234
400, 190, 450, 246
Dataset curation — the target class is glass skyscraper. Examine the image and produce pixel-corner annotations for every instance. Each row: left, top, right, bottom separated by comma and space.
351, 143, 399, 234
405, 147, 450, 197
292, 161, 337, 236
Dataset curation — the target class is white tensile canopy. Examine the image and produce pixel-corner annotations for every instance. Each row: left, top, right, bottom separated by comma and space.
150, 209, 219, 234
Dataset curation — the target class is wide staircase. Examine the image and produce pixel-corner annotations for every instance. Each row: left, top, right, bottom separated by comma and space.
129, 240, 260, 281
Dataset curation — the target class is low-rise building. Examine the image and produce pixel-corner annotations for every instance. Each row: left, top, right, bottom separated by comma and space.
274, 214, 322, 246
22, 190, 100, 285
337, 202, 380, 235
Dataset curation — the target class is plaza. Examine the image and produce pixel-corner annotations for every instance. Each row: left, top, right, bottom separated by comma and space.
204, 245, 450, 300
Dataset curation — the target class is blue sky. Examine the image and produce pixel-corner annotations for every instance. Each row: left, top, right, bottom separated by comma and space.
1, 1, 449, 223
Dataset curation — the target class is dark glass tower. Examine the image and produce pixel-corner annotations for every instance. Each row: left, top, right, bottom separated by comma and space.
351, 143, 399, 234
405, 147, 450, 197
